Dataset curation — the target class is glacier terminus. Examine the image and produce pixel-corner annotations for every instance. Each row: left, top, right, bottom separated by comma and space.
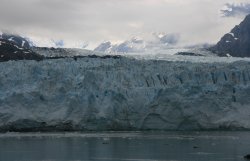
1, 55, 250, 131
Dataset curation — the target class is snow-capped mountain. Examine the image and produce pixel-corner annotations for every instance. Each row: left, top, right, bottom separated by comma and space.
0, 32, 88, 49
0, 32, 45, 61
94, 37, 146, 53
94, 33, 180, 53
211, 14, 250, 57
0, 32, 31, 49
93, 41, 112, 53
156, 32, 179, 45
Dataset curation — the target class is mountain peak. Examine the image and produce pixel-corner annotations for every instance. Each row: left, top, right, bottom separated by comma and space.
211, 14, 250, 57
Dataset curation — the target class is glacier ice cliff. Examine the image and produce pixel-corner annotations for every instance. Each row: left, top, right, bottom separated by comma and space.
1, 56, 250, 131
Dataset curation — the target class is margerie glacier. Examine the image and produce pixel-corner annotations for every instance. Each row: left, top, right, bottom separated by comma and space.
1, 54, 250, 131
1, 14, 250, 132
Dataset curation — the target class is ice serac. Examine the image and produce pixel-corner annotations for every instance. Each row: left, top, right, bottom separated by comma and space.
0, 57, 250, 131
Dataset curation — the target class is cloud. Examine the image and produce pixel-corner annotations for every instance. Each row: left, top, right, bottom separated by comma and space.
221, 3, 250, 17
0, 0, 248, 49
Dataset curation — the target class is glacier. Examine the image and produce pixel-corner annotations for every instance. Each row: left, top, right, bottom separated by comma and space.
1, 55, 250, 131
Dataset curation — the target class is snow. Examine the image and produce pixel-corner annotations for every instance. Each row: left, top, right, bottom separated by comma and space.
1, 50, 250, 131
8, 37, 14, 41
228, 33, 234, 37
14, 45, 24, 50
226, 40, 231, 43
0, 40, 7, 46
22, 40, 25, 47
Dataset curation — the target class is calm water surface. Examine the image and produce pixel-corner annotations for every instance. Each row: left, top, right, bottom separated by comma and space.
0, 131, 249, 161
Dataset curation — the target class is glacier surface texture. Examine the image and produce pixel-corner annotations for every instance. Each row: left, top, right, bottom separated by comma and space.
1, 57, 250, 131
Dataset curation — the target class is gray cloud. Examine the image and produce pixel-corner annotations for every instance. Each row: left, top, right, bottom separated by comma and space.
0, 0, 247, 49
221, 3, 250, 17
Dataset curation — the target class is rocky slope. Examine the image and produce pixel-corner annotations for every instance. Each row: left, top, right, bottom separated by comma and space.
0, 56, 250, 131
0, 38, 44, 62
0, 33, 44, 62
211, 14, 250, 57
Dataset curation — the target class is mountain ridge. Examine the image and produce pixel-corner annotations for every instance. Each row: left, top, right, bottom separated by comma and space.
211, 14, 250, 57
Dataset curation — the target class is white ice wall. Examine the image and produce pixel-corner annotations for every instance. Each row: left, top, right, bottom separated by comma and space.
0, 57, 250, 131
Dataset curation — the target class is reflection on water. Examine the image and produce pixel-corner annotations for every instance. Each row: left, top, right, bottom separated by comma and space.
0, 131, 249, 161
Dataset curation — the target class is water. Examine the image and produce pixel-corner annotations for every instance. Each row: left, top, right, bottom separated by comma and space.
0, 132, 249, 161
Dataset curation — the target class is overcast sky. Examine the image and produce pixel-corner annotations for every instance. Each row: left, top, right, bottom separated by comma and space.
0, 0, 250, 49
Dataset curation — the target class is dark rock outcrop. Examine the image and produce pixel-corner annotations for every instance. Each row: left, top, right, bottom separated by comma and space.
175, 52, 204, 56
211, 14, 250, 57
244, 154, 250, 160
0, 38, 44, 62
